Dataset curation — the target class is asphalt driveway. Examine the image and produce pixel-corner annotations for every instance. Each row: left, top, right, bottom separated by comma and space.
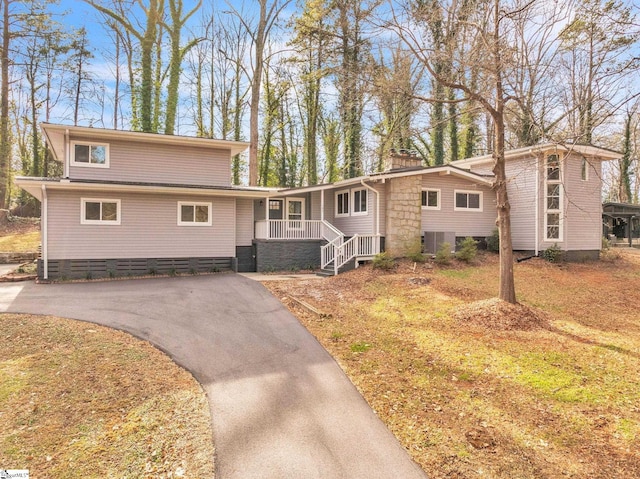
1, 274, 428, 479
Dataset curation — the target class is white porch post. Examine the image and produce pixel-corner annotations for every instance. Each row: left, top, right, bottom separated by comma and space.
321, 190, 325, 222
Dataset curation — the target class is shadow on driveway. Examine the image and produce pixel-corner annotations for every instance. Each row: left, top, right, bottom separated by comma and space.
1, 274, 428, 479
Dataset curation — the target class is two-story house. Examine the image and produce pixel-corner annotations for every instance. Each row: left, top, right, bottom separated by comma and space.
16, 123, 620, 280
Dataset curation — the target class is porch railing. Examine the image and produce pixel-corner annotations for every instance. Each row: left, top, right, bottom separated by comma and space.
255, 219, 323, 240
327, 234, 381, 275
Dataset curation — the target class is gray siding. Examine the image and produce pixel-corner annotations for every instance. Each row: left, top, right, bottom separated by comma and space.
47, 189, 236, 260
323, 185, 377, 236
68, 136, 232, 186
563, 154, 603, 251
465, 153, 604, 252
236, 198, 254, 246
505, 157, 538, 250
420, 175, 496, 236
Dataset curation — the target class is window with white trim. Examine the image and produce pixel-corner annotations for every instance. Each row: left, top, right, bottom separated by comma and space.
421, 189, 440, 210
178, 201, 212, 226
454, 190, 482, 211
581, 158, 589, 181
72, 142, 109, 167
352, 188, 368, 215
545, 153, 563, 241
335, 190, 349, 217
81, 198, 121, 225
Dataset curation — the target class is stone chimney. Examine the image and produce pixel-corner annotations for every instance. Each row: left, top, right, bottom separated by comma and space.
385, 149, 422, 171
384, 150, 423, 258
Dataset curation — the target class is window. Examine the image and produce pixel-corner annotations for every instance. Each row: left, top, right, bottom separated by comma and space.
72, 142, 109, 168
545, 153, 563, 241
581, 158, 589, 181
178, 201, 212, 226
335, 190, 349, 217
546, 153, 560, 180
81, 198, 121, 225
352, 188, 368, 215
421, 189, 440, 210
454, 190, 482, 211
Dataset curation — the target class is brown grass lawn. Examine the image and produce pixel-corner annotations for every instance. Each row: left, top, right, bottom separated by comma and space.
265, 250, 640, 479
0, 314, 214, 478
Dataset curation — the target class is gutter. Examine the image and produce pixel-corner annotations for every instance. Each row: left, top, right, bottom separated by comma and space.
360, 179, 380, 236
41, 184, 48, 280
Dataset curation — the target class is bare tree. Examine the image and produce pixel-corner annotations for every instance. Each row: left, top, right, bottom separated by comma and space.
391, 0, 536, 303
230, 0, 291, 186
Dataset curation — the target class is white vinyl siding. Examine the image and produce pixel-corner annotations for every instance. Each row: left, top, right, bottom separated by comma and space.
563, 155, 603, 251
47, 190, 236, 260
326, 185, 378, 236
68, 137, 232, 187
504, 158, 537, 251
236, 198, 254, 246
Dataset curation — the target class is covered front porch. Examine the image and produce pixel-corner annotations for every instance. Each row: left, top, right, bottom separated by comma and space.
252, 193, 381, 275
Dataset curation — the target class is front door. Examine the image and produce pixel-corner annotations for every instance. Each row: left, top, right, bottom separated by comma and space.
268, 199, 284, 220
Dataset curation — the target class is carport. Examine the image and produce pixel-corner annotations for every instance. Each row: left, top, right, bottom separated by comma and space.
603, 202, 640, 247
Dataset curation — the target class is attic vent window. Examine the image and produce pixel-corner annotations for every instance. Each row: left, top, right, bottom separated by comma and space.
72, 142, 109, 168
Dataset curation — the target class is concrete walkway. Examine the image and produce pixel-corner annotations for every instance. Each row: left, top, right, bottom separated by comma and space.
1, 275, 427, 479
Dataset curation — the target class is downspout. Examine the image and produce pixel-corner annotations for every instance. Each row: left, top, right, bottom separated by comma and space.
41, 184, 48, 280
64, 128, 70, 178
535, 154, 540, 256
360, 179, 380, 237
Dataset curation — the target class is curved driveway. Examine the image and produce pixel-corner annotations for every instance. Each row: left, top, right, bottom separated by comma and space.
1, 274, 428, 479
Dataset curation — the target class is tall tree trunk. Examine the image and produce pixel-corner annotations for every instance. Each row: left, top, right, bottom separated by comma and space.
491, 0, 515, 304
0, 0, 11, 209
248, 1, 269, 186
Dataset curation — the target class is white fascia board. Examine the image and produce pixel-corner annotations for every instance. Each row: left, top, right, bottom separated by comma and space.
14, 177, 274, 199
41, 123, 251, 158
452, 143, 622, 168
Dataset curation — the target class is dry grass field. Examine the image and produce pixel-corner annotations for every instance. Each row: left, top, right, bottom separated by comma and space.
265, 250, 640, 479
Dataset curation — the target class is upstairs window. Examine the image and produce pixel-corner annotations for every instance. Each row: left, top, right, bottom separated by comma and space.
335, 190, 349, 217
72, 142, 109, 168
581, 158, 589, 181
454, 190, 482, 211
81, 198, 120, 225
421, 189, 440, 210
545, 153, 563, 241
352, 188, 368, 215
546, 153, 560, 180
178, 202, 212, 226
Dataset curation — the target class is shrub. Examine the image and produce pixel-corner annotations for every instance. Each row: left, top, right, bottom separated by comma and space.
486, 228, 500, 252
407, 239, 426, 263
456, 237, 478, 263
602, 236, 611, 251
435, 242, 453, 265
372, 251, 396, 270
542, 243, 563, 263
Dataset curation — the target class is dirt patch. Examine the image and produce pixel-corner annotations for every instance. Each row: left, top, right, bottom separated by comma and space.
0, 217, 39, 236
454, 298, 549, 330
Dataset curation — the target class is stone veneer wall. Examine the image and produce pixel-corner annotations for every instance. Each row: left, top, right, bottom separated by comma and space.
385, 174, 423, 257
